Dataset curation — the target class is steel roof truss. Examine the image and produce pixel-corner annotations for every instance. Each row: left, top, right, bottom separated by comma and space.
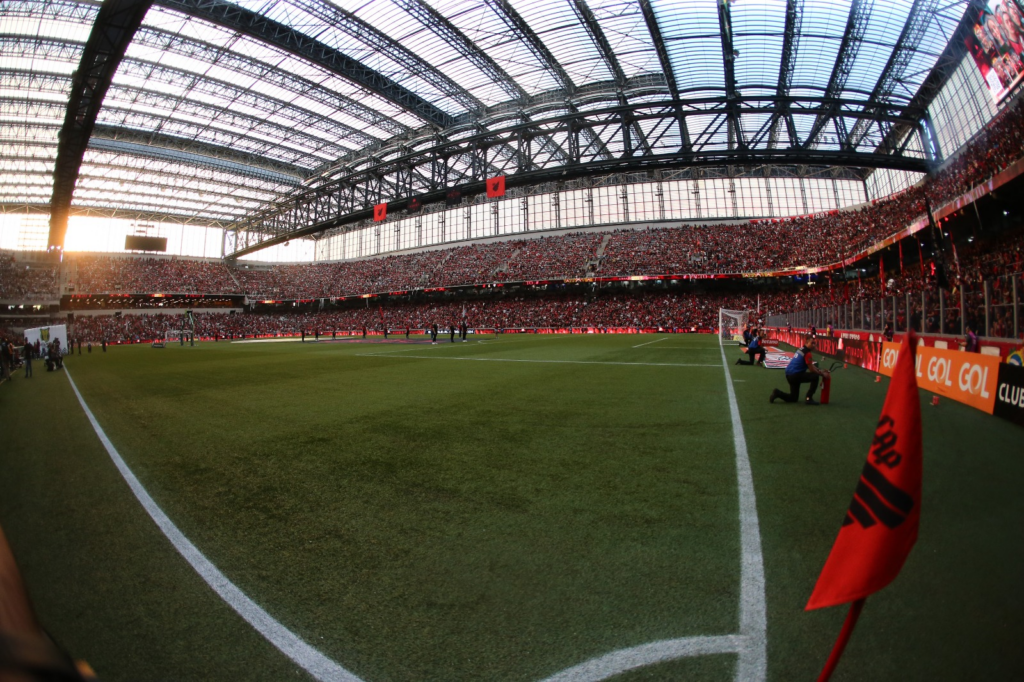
49, 0, 155, 249
153, 0, 455, 129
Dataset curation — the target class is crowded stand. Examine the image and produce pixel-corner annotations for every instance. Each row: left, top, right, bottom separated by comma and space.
66, 290, 770, 343
37, 97, 1024, 303
69, 255, 240, 294
3, 96, 1023, 352
925, 98, 1024, 207
764, 222, 1024, 338
0, 253, 59, 299
503, 232, 602, 281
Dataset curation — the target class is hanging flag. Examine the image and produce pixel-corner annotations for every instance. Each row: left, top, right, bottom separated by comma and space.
879, 257, 885, 294
917, 239, 925, 278
842, 280, 850, 304
806, 331, 922, 610
373, 203, 387, 222
445, 189, 462, 207
899, 240, 904, 275
947, 224, 961, 275
407, 196, 423, 213
486, 175, 506, 199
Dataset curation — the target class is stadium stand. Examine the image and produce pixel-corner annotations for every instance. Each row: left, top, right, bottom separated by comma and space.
68, 255, 240, 294
0, 253, 59, 300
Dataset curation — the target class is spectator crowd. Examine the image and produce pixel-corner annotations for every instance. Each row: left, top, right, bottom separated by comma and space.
3, 95, 1024, 349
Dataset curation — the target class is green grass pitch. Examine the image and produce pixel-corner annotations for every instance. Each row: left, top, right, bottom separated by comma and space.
1, 334, 1021, 681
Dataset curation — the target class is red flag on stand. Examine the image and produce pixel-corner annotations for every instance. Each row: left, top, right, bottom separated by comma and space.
373, 203, 387, 222
807, 331, 922, 610
486, 175, 506, 199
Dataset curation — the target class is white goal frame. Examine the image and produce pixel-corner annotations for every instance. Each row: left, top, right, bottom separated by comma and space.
719, 308, 750, 343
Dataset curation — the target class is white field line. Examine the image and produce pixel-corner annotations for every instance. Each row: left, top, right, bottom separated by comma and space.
64, 369, 363, 682
718, 335, 768, 682
493, 339, 768, 682
632, 336, 669, 348
357, 353, 720, 368
538, 635, 745, 682
361, 337, 531, 355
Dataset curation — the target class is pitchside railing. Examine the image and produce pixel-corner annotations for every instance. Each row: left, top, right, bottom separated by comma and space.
767, 272, 1023, 341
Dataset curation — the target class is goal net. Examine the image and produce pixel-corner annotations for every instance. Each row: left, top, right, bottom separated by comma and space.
719, 309, 749, 343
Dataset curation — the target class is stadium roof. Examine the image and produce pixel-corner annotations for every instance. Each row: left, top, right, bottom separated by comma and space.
0, 0, 977, 252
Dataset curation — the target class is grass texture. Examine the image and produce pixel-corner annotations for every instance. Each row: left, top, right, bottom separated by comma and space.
0, 334, 1021, 681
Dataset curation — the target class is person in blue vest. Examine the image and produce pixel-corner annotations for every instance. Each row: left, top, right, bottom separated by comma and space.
770, 336, 830, 405
736, 328, 766, 366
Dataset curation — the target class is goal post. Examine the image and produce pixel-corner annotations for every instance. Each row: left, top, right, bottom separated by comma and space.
719, 309, 749, 343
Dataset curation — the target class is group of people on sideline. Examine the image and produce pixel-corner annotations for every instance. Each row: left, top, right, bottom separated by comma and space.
0, 337, 70, 382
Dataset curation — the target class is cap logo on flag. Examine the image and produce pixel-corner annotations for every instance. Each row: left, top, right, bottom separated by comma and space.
486, 175, 506, 198
373, 203, 387, 222
844, 459, 914, 530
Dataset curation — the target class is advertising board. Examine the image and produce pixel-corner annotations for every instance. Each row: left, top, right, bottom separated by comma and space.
879, 342, 1001, 413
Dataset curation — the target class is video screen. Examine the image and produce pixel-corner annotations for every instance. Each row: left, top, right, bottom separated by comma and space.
965, 0, 1024, 104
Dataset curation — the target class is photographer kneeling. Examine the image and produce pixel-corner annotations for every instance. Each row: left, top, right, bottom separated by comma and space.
770, 336, 830, 405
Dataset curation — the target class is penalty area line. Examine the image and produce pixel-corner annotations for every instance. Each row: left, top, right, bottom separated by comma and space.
63, 368, 362, 682
357, 353, 720, 368
632, 337, 669, 348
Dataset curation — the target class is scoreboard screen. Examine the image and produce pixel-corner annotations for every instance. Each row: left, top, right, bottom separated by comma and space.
125, 235, 168, 252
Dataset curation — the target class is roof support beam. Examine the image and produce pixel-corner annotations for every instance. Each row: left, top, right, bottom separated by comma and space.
717, 0, 745, 150
768, 0, 803, 149
154, 0, 456, 129
569, 0, 651, 155
280, 0, 483, 116
224, 95, 930, 258
638, 0, 692, 153
90, 125, 308, 184
133, 26, 406, 138
393, 0, 525, 103
48, 0, 154, 250
803, 0, 874, 150
848, 0, 941, 151
486, 0, 613, 161
392, 0, 570, 165
873, 0, 983, 163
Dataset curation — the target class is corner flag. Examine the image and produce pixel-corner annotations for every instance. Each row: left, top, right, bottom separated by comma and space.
807, 331, 922, 610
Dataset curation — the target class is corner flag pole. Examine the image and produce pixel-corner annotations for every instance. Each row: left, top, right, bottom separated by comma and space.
816, 598, 866, 682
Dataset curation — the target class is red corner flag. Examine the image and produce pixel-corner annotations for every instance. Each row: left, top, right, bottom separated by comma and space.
486, 175, 506, 199
807, 331, 922, 611
373, 203, 387, 222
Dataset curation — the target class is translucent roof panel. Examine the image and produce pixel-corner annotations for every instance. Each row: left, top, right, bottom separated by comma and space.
649, 0, 726, 98
0, 0, 975, 233
790, 1, 852, 94
350, 0, 515, 107
509, 0, 613, 86
587, 0, 662, 80
427, 0, 564, 96
731, 0, 787, 98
